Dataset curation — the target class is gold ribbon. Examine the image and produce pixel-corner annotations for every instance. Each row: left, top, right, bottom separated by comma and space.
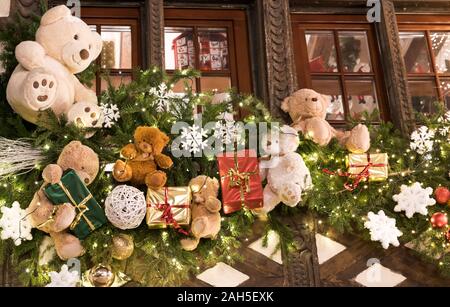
57, 182, 96, 231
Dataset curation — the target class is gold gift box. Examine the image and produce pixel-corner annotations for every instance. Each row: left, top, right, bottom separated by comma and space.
146, 187, 191, 229
347, 153, 388, 181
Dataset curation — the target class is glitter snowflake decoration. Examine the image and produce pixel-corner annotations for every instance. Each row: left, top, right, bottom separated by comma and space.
100, 103, 120, 128
410, 126, 435, 155
0, 201, 32, 246
213, 112, 243, 145
180, 124, 209, 154
46, 265, 80, 287
364, 210, 403, 249
393, 182, 436, 218
149, 83, 176, 113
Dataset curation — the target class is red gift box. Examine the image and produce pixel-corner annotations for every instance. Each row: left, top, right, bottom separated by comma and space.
217, 149, 264, 214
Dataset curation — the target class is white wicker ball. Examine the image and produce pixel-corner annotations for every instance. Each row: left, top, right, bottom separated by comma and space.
105, 185, 146, 230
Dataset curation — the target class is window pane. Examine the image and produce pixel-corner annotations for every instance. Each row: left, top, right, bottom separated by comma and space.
198, 28, 229, 71
399, 32, 432, 73
164, 27, 195, 70
171, 78, 197, 93
200, 77, 231, 92
101, 26, 132, 69
305, 31, 338, 72
100, 75, 132, 92
346, 79, 380, 120
338, 31, 372, 73
311, 78, 345, 121
408, 80, 438, 114
430, 32, 450, 73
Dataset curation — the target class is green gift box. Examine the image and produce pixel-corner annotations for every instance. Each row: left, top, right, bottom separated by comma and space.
44, 169, 107, 239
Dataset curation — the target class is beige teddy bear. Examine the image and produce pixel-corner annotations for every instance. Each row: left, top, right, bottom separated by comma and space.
6, 5, 103, 127
180, 176, 222, 251
27, 141, 100, 260
281, 88, 370, 153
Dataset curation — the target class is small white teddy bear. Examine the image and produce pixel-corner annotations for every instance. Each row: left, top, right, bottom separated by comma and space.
259, 125, 312, 213
6, 5, 103, 128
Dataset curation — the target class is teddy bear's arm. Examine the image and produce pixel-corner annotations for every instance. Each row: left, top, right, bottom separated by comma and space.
155, 153, 174, 169
120, 144, 138, 159
42, 164, 63, 184
15, 41, 46, 71
72, 75, 98, 104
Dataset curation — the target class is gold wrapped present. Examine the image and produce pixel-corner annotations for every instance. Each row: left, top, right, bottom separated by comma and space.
146, 187, 191, 234
347, 153, 389, 182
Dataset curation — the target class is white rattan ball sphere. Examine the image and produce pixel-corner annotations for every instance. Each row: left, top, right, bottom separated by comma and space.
105, 185, 146, 230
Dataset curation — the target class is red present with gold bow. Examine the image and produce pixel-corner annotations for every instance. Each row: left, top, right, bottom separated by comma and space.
217, 149, 263, 214
146, 187, 191, 235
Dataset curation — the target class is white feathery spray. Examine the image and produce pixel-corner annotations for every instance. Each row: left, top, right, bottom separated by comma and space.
0, 137, 45, 179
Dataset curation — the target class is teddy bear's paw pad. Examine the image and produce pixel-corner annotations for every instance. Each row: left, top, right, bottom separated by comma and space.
52, 204, 76, 232
180, 238, 200, 251
279, 185, 301, 207
191, 217, 208, 238
145, 171, 167, 189
113, 161, 132, 182
25, 69, 57, 110
67, 102, 104, 129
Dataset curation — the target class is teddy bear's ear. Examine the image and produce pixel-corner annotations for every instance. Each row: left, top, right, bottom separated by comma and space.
281, 97, 290, 112
160, 132, 170, 146
40, 5, 71, 26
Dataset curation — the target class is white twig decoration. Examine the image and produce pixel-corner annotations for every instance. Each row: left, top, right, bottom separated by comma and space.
0, 137, 45, 179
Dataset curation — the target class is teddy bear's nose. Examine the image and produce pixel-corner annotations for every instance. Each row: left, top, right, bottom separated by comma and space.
80, 49, 90, 60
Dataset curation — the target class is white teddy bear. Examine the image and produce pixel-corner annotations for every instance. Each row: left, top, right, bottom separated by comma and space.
6, 5, 103, 127
259, 125, 312, 213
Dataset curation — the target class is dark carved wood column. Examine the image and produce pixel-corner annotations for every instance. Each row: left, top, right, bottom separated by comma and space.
259, 0, 297, 122
145, 0, 164, 68
375, 0, 415, 136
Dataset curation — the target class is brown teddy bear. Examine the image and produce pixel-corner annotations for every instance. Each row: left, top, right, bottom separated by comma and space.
281, 88, 371, 153
113, 126, 173, 189
27, 141, 100, 260
180, 175, 222, 251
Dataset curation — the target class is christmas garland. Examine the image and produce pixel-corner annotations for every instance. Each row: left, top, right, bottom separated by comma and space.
0, 7, 449, 287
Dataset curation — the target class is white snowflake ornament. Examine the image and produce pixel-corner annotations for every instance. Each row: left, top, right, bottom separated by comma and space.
100, 103, 120, 128
149, 83, 176, 113
180, 124, 209, 154
0, 201, 32, 246
410, 126, 435, 155
46, 265, 80, 287
364, 210, 402, 249
393, 182, 436, 218
213, 112, 243, 145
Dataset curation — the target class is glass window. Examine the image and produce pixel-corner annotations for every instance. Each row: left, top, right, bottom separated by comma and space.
100, 26, 132, 70
293, 18, 385, 124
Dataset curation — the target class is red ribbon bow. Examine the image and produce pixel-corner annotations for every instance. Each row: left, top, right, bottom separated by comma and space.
323, 153, 386, 191
148, 188, 190, 235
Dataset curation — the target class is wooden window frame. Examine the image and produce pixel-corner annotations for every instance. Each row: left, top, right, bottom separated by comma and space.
81, 7, 142, 95
291, 14, 390, 125
397, 14, 450, 111
164, 8, 253, 94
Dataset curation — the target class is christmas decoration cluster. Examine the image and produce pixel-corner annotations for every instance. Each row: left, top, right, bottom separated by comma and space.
0, 5, 448, 287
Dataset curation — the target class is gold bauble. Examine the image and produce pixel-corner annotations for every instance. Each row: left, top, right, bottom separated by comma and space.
88, 264, 115, 287
112, 234, 134, 260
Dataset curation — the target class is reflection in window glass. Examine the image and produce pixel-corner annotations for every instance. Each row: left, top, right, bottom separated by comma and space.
430, 32, 450, 73
200, 77, 231, 92
440, 79, 450, 110
164, 27, 194, 70
101, 26, 132, 69
197, 28, 229, 71
408, 80, 438, 114
338, 31, 372, 72
311, 78, 344, 121
305, 31, 338, 73
399, 32, 432, 73
346, 79, 379, 120
171, 79, 197, 93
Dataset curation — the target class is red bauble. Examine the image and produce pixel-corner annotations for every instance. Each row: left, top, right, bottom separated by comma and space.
431, 212, 448, 228
435, 187, 450, 205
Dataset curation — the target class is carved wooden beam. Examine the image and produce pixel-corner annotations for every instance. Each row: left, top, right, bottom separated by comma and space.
145, 0, 164, 68
260, 0, 297, 122
374, 0, 415, 136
